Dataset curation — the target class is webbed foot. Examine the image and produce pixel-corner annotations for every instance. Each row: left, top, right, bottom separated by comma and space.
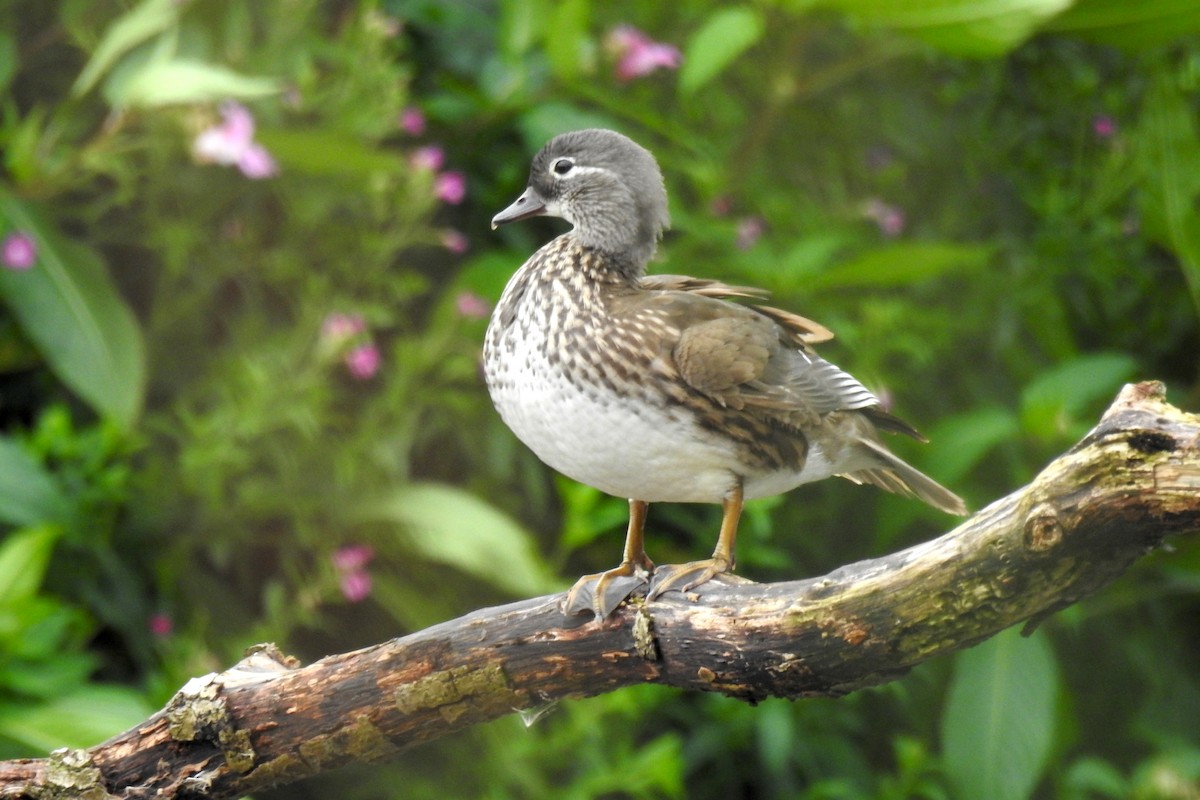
562, 561, 653, 619
646, 555, 732, 601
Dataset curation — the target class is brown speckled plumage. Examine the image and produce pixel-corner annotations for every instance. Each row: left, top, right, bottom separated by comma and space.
486, 234, 826, 475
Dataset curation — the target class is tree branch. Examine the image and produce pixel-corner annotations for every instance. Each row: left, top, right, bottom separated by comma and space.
3, 381, 1197, 800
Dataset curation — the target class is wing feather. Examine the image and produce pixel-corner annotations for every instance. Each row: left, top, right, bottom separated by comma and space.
625, 278, 883, 425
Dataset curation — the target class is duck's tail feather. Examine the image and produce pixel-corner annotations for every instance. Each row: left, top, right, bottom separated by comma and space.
842, 438, 968, 516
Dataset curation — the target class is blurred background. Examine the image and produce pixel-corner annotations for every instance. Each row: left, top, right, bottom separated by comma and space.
1, 1, 1198, 798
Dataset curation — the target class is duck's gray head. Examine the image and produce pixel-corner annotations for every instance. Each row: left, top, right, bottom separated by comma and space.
492, 129, 670, 267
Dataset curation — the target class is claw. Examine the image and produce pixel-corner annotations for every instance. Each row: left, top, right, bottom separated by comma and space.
562, 565, 651, 619
646, 556, 731, 600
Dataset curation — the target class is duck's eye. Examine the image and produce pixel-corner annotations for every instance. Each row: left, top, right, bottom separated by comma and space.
552, 158, 574, 176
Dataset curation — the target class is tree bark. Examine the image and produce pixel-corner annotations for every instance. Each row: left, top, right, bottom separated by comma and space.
2, 381, 1197, 800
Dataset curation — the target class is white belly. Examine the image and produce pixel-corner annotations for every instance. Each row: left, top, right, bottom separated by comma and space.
487, 326, 839, 504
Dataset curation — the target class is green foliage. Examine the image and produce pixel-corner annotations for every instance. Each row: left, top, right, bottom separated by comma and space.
941, 628, 1060, 800
803, 242, 992, 291
0, 523, 151, 754
362, 482, 560, 596
72, 0, 279, 106
71, 0, 183, 96
1138, 74, 1200, 318
0, 0, 1198, 797
1049, 0, 1200, 48
1020, 352, 1138, 441
0, 685, 152, 753
679, 7, 765, 95
0, 195, 145, 429
0, 438, 68, 527
818, 0, 1075, 57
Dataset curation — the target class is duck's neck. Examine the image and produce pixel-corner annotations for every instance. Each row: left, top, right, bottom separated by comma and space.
562, 233, 649, 288
567, 186, 661, 274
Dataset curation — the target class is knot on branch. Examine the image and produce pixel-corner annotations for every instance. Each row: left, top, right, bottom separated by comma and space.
1024, 505, 1063, 552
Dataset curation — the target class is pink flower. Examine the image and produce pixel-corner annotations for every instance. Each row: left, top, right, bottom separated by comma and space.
149, 613, 174, 638
434, 171, 467, 204
237, 146, 278, 179
333, 545, 375, 602
606, 25, 682, 82
345, 343, 381, 379
332, 544, 375, 572
320, 313, 380, 378
709, 196, 733, 217
400, 107, 426, 136
735, 216, 766, 250
863, 198, 905, 238
455, 291, 490, 319
410, 145, 445, 172
321, 312, 366, 346
339, 569, 372, 602
1, 232, 37, 270
441, 229, 469, 254
193, 101, 278, 179
1093, 114, 1117, 139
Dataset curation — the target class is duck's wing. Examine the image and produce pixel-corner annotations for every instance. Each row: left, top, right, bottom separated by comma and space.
640, 274, 833, 346
624, 290, 872, 423
639, 273, 768, 300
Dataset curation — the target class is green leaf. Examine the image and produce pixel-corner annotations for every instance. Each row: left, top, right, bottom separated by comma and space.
362, 483, 559, 596
109, 58, 280, 107
0, 526, 61, 606
0, 685, 152, 751
1, 106, 49, 187
679, 7, 765, 95
819, 0, 1073, 57
456, 250, 532, 303
0, 650, 97, 699
499, 0, 547, 58
941, 627, 1059, 800
2, 597, 88, 661
779, 233, 847, 279
808, 242, 991, 290
1063, 757, 1131, 798
0, 196, 146, 429
1047, 0, 1200, 48
1020, 353, 1138, 440
1137, 77, 1200, 319
0, 437, 70, 528
557, 480, 629, 551
543, 0, 590, 81
256, 128, 403, 179
72, 0, 181, 96
924, 406, 1020, 484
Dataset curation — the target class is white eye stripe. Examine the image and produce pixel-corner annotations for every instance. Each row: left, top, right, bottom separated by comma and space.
547, 159, 609, 179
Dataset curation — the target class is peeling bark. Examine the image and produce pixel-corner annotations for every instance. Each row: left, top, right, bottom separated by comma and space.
0, 382, 1196, 799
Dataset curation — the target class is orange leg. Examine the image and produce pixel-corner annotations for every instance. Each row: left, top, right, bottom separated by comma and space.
647, 481, 743, 600
562, 499, 655, 619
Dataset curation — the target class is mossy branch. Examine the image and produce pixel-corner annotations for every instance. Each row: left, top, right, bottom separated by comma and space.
2, 382, 1197, 800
